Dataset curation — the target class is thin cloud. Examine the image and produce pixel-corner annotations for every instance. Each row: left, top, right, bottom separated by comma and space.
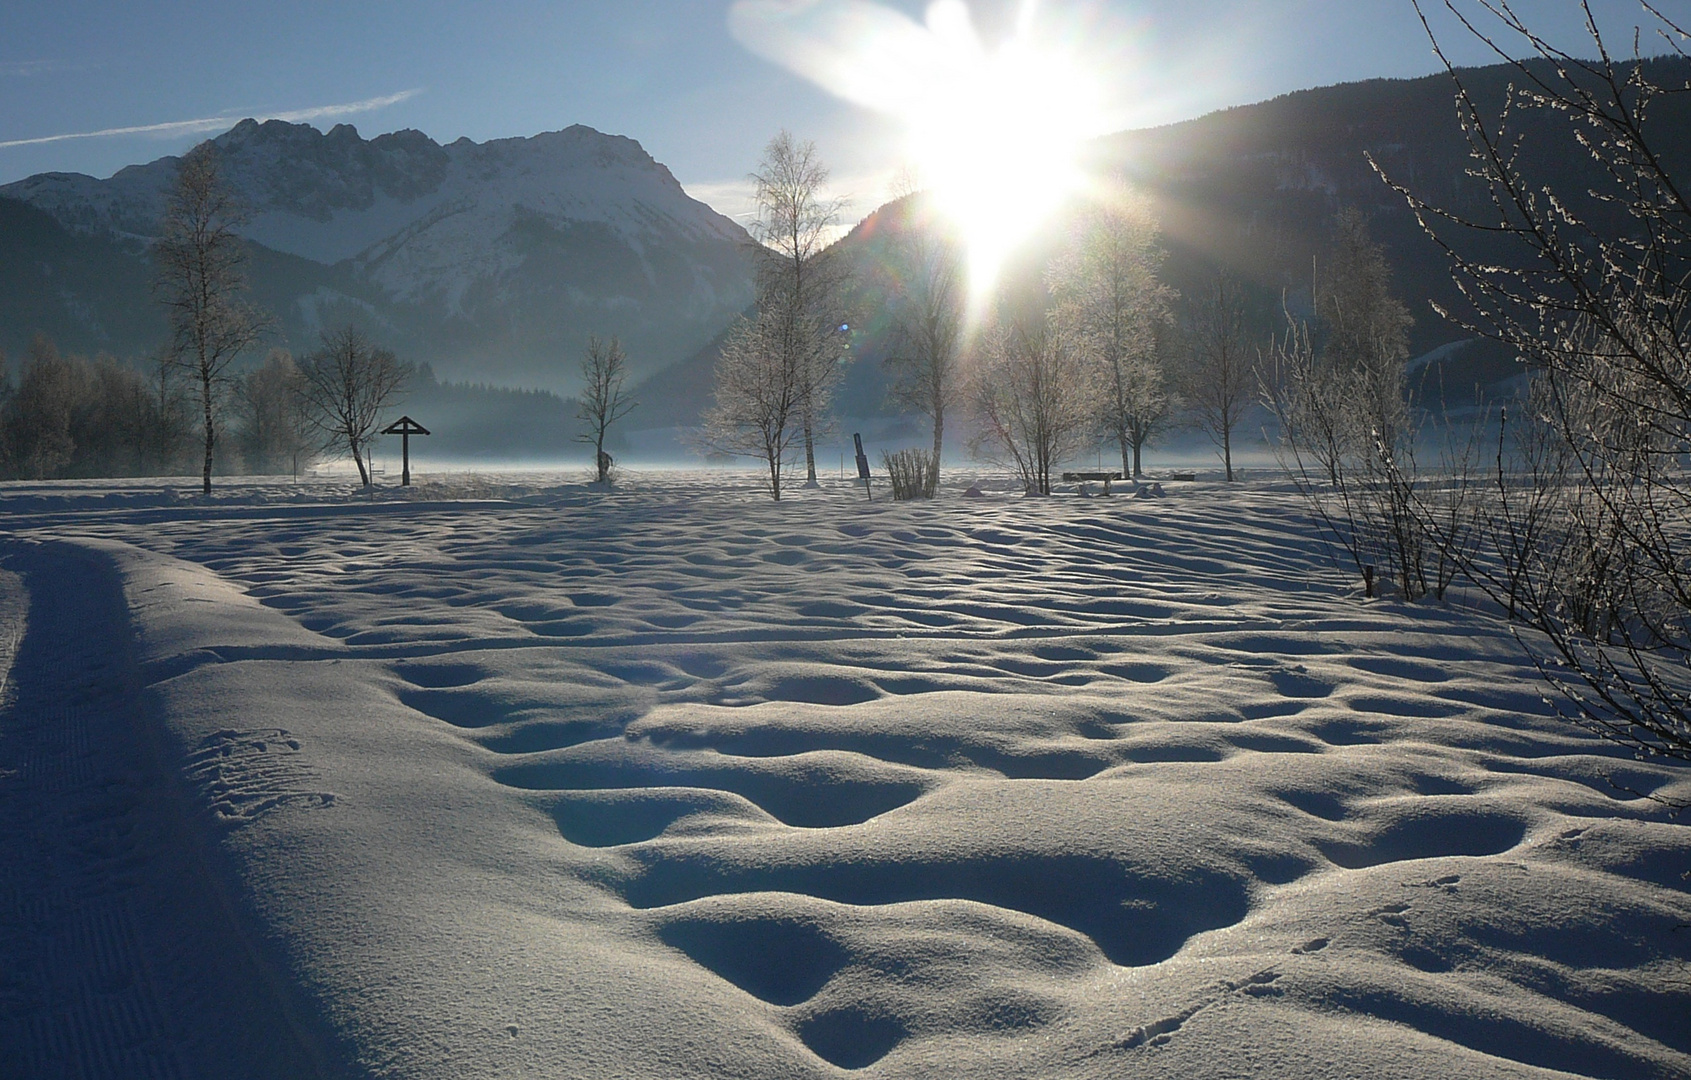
0, 60, 68, 77
0, 89, 422, 150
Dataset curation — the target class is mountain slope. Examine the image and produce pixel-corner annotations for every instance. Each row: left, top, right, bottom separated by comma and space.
1096, 56, 1691, 357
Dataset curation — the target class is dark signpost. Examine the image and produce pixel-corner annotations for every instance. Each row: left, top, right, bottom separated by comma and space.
853, 433, 872, 501
381, 416, 430, 486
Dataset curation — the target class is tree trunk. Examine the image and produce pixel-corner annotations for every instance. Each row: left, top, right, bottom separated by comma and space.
1131, 439, 1142, 479
1222, 426, 1234, 482
200, 369, 214, 495
803, 414, 817, 485
929, 408, 944, 497
353, 437, 370, 486
1119, 431, 1131, 480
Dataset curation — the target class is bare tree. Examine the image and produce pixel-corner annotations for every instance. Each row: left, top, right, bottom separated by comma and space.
153, 141, 269, 494
1181, 273, 1255, 481
234, 349, 314, 477
700, 312, 803, 499
750, 131, 851, 487
1048, 184, 1175, 478
970, 314, 1090, 495
1319, 208, 1413, 449
296, 326, 411, 487
883, 198, 965, 496
575, 336, 637, 486
1266, 211, 1427, 597
1377, 1, 1691, 765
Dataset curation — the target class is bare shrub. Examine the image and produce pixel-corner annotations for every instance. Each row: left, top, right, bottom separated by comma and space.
881, 447, 936, 500
1265, 211, 1426, 597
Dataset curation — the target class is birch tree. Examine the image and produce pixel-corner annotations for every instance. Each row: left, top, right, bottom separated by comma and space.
750, 131, 850, 487
153, 141, 268, 494
1318, 208, 1412, 449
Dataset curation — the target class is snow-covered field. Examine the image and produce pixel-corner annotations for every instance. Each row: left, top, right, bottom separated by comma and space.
1, 470, 1686, 1079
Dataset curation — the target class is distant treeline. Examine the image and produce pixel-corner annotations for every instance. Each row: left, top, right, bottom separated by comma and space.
0, 336, 593, 480
407, 364, 590, 461
0, 335, 209, 479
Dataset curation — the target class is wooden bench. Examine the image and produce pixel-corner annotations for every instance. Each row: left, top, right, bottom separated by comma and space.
1062, 471, 1124, 494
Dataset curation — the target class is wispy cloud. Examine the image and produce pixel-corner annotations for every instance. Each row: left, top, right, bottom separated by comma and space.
0, 89, 422, 151
0, 59, 68, 78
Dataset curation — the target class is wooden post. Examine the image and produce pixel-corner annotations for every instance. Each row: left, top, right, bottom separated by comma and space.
381, 416, 430, 486
853, 433, 872, 502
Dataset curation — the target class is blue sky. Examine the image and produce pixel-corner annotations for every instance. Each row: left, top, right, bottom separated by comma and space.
0, 1, 1671, 217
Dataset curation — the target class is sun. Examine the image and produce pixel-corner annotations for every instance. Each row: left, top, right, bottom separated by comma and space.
730, 0, 1112, 309
896, 4, 1105, 306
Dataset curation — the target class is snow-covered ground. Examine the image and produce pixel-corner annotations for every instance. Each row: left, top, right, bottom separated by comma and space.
1, 471, 1686, 1079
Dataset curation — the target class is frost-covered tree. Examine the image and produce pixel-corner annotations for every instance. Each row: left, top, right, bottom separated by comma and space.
1048, 185, 1175, 478
153, 141, 269, 494
576, 336, 636, 486
750, 131, 851, 487
970, 314, 1089, 495
700, 312, 804, 500
883, 199, 965, 497
297, 326, 410, 487
234, 349, 314, 477
2, 335, 78, 479
0, 337, 181, 479
1180, 273, 1255, 481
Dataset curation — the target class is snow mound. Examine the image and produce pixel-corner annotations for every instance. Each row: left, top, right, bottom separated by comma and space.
1, 475, 1686, 1078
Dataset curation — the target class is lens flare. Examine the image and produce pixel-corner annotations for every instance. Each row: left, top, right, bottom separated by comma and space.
731, 0, 1112, 306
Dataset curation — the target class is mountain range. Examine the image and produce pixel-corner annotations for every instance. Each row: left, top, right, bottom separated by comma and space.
0, 121, 754, 393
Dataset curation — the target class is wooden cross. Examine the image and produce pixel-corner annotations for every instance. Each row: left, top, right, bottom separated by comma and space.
381, 416, 430, 486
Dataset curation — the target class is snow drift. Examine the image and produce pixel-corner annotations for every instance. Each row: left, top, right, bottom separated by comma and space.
0, 473, 1686, 1078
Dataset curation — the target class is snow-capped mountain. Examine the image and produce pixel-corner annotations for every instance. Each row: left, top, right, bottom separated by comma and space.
1, 121, 755, 390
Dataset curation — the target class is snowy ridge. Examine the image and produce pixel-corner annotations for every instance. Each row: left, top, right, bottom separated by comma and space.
0, 120, 746, 267
0, 121, 755, 386
1, 474, 1687, 1078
